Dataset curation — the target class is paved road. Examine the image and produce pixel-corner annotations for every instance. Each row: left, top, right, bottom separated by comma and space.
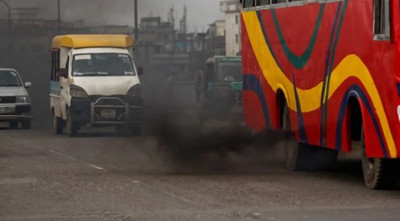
1, 127, 400, 220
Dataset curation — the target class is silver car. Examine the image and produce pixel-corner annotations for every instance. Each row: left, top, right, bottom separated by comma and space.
0, 68, 33, 129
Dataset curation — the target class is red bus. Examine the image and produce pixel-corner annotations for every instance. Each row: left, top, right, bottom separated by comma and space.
240, 0, 400, 189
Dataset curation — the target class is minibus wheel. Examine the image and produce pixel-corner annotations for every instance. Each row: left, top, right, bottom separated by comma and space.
9, 121, 18, 129
53, 115, 64, 134
66, 111, 78, 137
22, 120, 31, 129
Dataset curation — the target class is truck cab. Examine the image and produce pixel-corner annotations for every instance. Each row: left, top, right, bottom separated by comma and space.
50, 35, 143, 136
197, 56, 243, 124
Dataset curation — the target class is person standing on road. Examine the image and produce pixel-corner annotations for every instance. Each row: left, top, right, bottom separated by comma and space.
165, 72, 176, 108
194, 69, 203, 104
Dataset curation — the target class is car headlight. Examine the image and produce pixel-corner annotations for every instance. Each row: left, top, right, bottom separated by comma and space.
16, 96, 30, 103
70, 85, 88, 98
127, 85, 142, 97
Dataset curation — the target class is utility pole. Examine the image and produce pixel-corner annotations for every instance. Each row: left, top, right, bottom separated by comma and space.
57, 0, 61, 33
134, 0, 138, 41
0, 0, 11, 39
0, 0, 12, 65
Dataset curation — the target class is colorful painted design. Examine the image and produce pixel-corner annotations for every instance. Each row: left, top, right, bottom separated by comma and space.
241, 0, 400, 158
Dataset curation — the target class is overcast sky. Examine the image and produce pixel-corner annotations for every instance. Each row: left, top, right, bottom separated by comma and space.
3, 0, 223, 32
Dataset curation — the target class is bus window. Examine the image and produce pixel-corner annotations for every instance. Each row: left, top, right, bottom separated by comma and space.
271, 0, 287, 4
243, 0, 255, 8
258, 0, 270, 6
374, 0, 390, 40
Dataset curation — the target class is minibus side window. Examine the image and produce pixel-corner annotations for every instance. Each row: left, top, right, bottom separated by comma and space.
65, 57, 70, 77
51, 50, 60, 81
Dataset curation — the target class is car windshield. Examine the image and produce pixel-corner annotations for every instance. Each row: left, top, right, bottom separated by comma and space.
72, 53, 136, 77
217, 62, 242, 82
0, 70, 22, 87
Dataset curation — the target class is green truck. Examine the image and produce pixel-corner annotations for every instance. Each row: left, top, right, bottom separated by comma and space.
196, 56, 243, 125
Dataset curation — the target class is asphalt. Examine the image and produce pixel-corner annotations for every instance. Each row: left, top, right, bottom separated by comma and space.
1, 127, 400, 221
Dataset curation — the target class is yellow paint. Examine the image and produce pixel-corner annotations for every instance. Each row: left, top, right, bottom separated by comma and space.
52, 35, 134, 49
242, 11, 397, 157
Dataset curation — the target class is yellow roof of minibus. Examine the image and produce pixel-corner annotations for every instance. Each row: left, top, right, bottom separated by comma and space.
52, 35, 134, 49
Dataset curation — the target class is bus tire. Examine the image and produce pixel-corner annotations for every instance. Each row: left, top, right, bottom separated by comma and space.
361, 133, 398, 189
282, 105, 304, 171
53, 115, 64, 135
66, 111, 78, 137
283, 105, 338, 171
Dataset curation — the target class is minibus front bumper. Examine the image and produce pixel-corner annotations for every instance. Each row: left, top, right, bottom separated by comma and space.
70, 96, 143, 126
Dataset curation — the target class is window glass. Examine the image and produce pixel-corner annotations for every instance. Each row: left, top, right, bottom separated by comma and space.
72, 53, 136, 77
217, 62, 242, 82
243, 0, 255, 8
0, 71, 22, 87
374, 0, 390, 39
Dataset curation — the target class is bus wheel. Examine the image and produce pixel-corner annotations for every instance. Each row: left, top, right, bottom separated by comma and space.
282, 105, 304, 171
53, 115, 64, 135
361, 134, 398, 189
66, 111, 78, 137
283, 105, 338, 171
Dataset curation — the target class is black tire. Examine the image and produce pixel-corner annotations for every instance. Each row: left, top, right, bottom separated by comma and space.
115, 125, 125, 135
66, 111, 78, 137
21, 120, 31, 129
282, 104, 304, 171
53, 115, 64, 135
9, 121, 19, 129
361, 133, 399, 189
283, 105, 338, 171
130, 124, 142, 136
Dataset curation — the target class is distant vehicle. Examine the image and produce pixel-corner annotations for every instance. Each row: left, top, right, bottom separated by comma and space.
50, 35, 144, 137
0, 68, 33, 129
197, 56, 243, 125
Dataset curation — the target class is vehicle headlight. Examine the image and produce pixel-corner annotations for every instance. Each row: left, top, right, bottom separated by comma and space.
70, 85, 88, 98
127, 85, 142, 97
16, 96, 30, 103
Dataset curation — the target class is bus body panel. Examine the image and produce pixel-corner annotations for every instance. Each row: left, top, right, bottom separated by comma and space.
241, 0, 400, 158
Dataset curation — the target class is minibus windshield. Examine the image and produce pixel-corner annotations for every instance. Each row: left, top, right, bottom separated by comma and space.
72, 53, 136, 77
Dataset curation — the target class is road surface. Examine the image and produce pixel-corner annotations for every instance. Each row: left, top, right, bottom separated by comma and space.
1, 127, 400, 220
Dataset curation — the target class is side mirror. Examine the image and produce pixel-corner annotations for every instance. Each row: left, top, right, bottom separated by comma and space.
24, 82, 32, 88
137, 67, 144, 76
60, 68, 68, 78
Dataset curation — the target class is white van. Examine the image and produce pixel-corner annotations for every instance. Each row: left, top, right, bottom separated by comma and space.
50, 35, 143, 137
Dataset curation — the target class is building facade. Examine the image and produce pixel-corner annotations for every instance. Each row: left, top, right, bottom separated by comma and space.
220, 0, 241, 56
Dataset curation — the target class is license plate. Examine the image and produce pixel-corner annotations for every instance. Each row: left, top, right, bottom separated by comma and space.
101, 109, 116, 119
